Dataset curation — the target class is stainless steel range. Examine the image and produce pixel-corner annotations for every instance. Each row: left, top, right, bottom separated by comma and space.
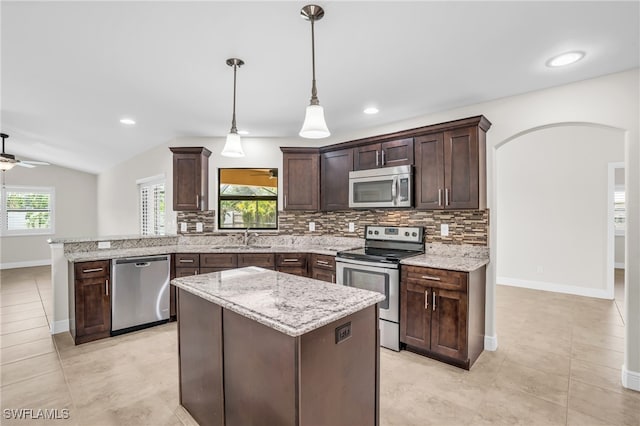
336, 225, 424, 351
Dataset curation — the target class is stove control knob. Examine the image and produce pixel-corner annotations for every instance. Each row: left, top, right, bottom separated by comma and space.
412, 232, 417, 237
368, 230, 373, 235
374, 230, 379, 235
404, 232, 410, 236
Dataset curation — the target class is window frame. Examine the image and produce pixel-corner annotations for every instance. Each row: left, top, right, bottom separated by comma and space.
217, 168, 278, 231
137, 175, 166, 236
1, 185, 55, 236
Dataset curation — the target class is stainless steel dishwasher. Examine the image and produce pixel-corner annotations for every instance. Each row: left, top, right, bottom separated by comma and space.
111, 254, 170, 334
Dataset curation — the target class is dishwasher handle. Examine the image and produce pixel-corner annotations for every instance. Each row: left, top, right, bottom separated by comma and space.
114, 255, 169, 265
135, 262, 151, 268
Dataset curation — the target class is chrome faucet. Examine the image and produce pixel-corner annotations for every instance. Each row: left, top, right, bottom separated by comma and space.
243, 228, 258, 246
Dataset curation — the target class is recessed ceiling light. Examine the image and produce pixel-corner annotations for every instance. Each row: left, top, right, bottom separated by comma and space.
237, 130, 249, 135
119, 118, 136, 125
546, 51, 585, 68
364, 107, 379, 115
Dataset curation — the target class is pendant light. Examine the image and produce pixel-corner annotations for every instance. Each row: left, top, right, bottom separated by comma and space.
221, 58, 245, 157
299, 4, 330, 139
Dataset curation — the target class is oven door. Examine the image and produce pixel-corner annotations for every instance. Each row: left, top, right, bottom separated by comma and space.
335, 258, 399, 323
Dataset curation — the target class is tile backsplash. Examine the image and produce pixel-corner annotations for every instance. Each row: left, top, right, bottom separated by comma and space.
177, 209, 489, 246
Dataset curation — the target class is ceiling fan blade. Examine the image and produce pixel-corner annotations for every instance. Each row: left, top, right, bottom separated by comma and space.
21, 160, 50, 166
16, 162, 36, 168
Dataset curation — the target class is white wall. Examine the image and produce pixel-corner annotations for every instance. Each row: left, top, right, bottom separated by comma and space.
496, 125, 624, 297
0, 164, 97, 268
615, 166, 626, 268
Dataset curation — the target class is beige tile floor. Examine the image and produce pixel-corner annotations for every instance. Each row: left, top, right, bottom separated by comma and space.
1, 266, 638, 425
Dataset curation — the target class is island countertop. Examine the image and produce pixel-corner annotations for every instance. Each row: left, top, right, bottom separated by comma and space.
171, 266, 385, 337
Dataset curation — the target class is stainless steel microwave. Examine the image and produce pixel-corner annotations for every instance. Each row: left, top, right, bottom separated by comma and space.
348, 165, 412, 208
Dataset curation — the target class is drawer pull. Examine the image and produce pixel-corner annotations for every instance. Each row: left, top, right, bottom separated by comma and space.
105, 279, 109, 296
179, 259, 194, 263
424, 290, 429, 309
432, 291, 436, 311
282, 258, 299, 262
316, 260, 329, 265
421, 275, 441, 281
82, 268, 103, 273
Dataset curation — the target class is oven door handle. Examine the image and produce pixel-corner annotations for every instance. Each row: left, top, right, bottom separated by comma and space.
335, 258, 399, 272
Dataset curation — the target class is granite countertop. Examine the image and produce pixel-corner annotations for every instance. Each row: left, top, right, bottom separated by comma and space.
400, 254, 489, 272
171, 267, 385, 337
66, 244, 359, 262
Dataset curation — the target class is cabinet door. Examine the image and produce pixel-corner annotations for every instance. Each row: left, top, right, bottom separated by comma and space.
354, 144, 381, 170
400, 281, 431, 350
170, 147, 211, 211
237, 253, 275, 269
175, 267, 199, 278
381, 138, 414, 167
201, 253, 237, 269
283, 152, 319, 210
321, 149, 353, 211
311, 268, 335, 283
430, 288, 467, 361
443, 127, 479, 209
414, 133, 445, 209
75, 277, 110, 337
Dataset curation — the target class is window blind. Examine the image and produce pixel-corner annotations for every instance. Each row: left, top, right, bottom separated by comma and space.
139, 181, 165, 235
2, 186, 54, 235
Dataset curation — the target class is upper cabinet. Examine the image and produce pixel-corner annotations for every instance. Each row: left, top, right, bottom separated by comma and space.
281, 148, 320, 211
170, 147, 211, 211
354, 138, 414, 170
321, 148, 353, 211
415, 118, 489, 210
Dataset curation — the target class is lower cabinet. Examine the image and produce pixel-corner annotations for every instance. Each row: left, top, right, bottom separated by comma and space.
310, 254, 336, 283
400, 265, 486, 369
238, 253, 275, 270
71, 260, 111, 344
276, 253, 308, 277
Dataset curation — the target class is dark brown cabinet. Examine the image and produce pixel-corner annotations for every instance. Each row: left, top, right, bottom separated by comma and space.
237, 253, 275, 270
321, 149, 353, 211
310, 254, 336, 283
170, 147, 211, 211
354, 138, 414, 170
276, 253, 308, 277
414, 119, 489, 210
201, 253, 237, 272
71, 260, 111, 344
400, 265, 485, 369
281, 148, 320, 211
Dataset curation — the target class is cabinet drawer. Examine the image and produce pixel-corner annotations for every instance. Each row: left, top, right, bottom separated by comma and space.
310, 254, 335, 270
276, 253, 307, 268
75, 260, 110, 279
237, 253, 275, 269
175, 253, 200, 268
201, 253, 237, 269
403, 266, 467, 292
175, 267, 199, 278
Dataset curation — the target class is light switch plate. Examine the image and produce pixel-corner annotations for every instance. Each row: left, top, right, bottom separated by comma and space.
348, 222, 355, 232
309, 222, 315, 231
196, 223, 203, 232
180, 222, 187, 232
440, 224, 449, 236
98, 241, 111, 249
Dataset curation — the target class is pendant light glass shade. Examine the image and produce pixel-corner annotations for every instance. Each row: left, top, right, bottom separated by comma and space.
299, 104, 330, 138
221, 131, 245, 157
300, 5, 329, 139
221, 58, 245, 158
0, 161, 16, 171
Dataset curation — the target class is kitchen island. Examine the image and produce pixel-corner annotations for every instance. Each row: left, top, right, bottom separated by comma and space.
171, 266, 385, 426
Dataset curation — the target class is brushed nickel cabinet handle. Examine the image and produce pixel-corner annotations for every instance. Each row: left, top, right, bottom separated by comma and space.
424, 290, 429, 309
105, 279, 109, 296
179, 259, 194, 263
438, 189, 442, 206
445, 188, 450, 206
421, 275, 441, 281
432, 291, 436, 311
82, 268, 103, 273
283, 258, 299, 262
316, 260, 329, 265
375, 150, 379, 167
381, 150, 385, 166
284, 195, 287, 208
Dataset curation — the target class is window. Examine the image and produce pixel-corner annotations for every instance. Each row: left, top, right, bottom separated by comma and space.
218, 168, 278, 230
1, 186, 55, 236
614, 185, 625, 235
138, 177, 165, 235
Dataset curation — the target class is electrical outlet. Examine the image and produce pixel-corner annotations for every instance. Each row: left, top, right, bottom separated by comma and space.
348, 222, 355, 232
180, 222, 187, 232
196, 223, 203, 232
98, 241, 111, 249
309, 221, 315, 231
440, 224, 449, 236
335, 322, 352, 344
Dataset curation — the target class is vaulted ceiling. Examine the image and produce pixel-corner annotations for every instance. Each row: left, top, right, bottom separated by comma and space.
2, 1, 638, 173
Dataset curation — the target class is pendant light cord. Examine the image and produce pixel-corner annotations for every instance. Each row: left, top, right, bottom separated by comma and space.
309, 18, 319, 105
230, 63, 238, 133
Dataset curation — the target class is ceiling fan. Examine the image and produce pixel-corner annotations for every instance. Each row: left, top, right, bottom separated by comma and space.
0, 133, 50, 170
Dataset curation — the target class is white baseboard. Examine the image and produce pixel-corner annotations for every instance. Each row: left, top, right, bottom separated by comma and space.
497, 276, 613, 300
622, 365, 640, 392
484, 335, 498, 351
0, 259, 51, 270
51, 319, 69, 334
615, 262, 625, 269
